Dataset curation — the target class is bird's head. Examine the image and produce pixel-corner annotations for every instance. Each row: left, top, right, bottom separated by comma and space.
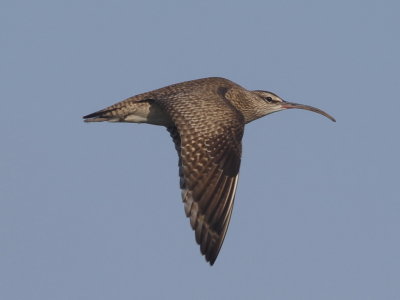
252, 90, 336, 122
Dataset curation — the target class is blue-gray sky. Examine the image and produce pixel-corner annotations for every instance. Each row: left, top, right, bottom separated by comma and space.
1, 1, 399, 299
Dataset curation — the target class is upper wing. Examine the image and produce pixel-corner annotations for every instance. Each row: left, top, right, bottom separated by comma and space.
158, 93, 245, 265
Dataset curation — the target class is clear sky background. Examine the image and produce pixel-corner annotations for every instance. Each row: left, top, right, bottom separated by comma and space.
1, 1, 399, 299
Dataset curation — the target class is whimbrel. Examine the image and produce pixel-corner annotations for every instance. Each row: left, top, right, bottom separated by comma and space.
83, 77, 335, 265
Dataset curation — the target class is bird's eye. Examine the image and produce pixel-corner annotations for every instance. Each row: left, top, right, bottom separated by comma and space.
265, 97, 273, 102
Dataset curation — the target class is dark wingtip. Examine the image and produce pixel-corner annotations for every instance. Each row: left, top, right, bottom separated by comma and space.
205, 248, 218, 266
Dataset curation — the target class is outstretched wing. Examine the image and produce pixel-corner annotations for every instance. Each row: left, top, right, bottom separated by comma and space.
158, 92, 244, 265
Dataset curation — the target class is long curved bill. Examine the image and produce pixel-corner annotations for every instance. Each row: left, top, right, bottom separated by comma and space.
281, 101, 336, 122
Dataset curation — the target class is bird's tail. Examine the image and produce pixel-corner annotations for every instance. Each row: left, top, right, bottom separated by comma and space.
83, 108, 121, 123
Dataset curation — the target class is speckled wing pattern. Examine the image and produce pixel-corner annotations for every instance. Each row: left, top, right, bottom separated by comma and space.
156, 89, 245, 265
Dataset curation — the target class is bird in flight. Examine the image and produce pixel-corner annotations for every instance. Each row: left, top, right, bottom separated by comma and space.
83, 77, 335, 265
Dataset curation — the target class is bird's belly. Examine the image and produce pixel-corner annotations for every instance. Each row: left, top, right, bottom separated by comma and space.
123, 102, 173, 126
124, 114, 152, 123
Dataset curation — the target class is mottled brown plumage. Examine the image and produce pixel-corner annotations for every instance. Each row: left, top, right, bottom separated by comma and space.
83, 77, 335, 265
